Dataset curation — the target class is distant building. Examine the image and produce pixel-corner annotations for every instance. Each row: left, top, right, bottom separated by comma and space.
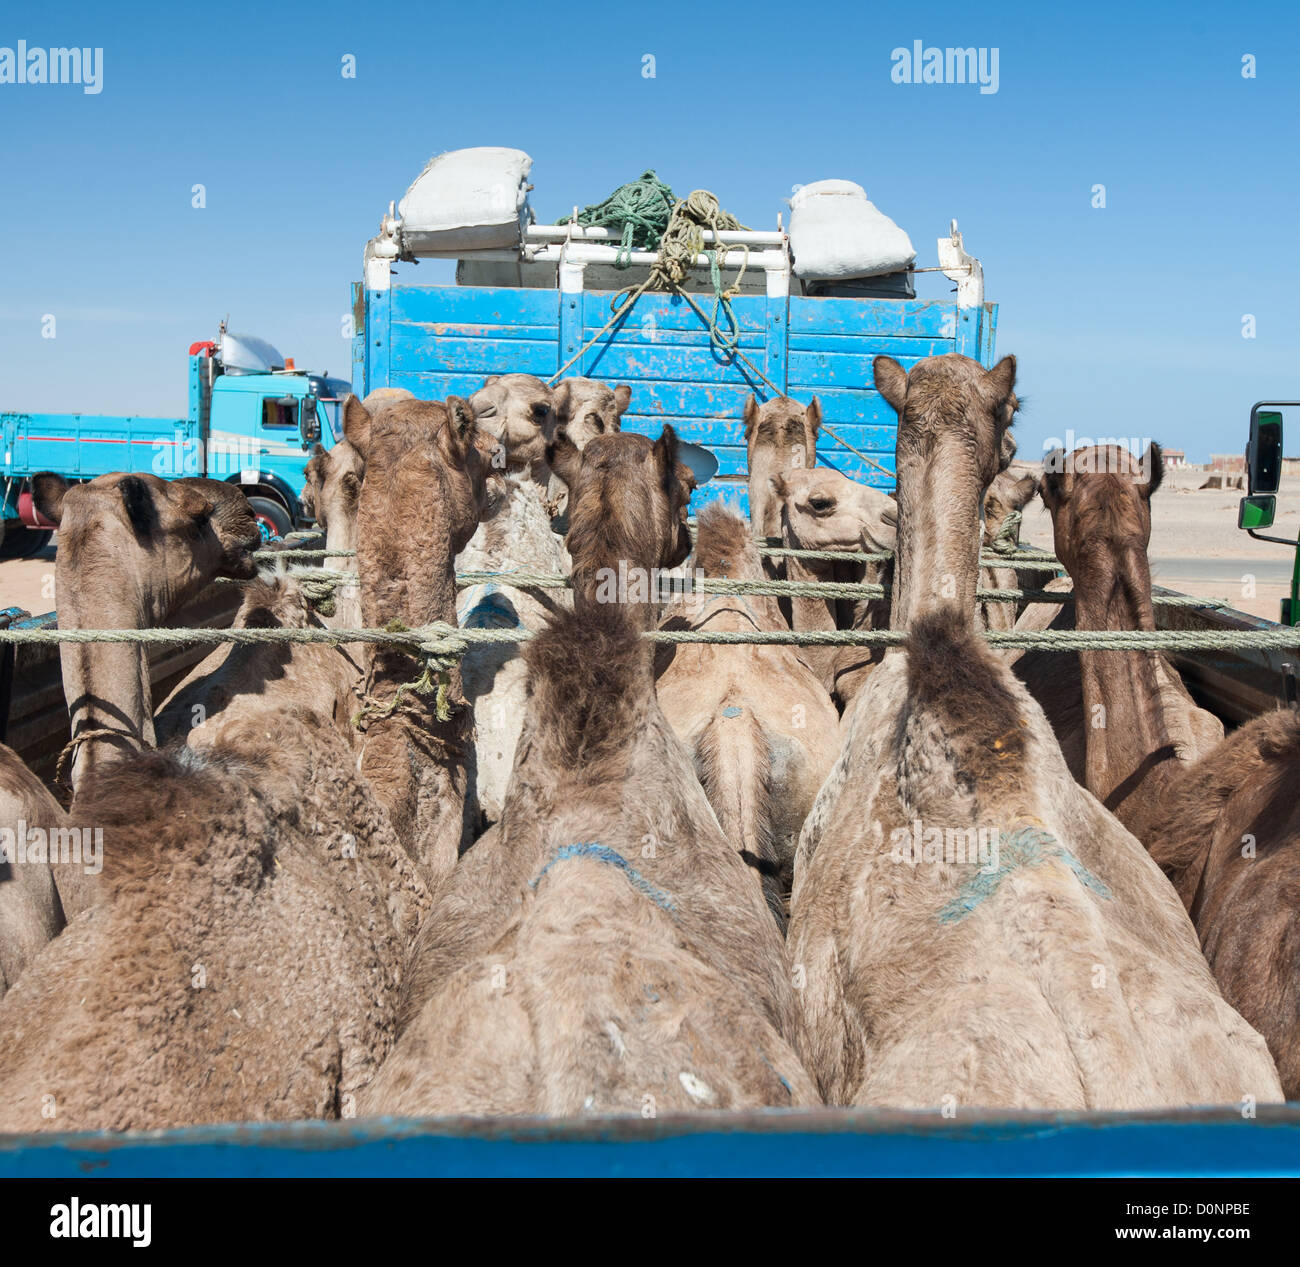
1210, 453, 1246, 473
1162, 448, 1186, 467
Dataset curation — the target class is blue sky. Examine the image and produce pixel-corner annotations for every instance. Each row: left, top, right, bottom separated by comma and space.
0, 0, 1296, 462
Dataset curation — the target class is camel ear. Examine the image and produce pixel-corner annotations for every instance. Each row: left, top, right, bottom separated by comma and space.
342, 394, 372, 459
742, 395, 759, 438
1141, 442, 1164, 499
30, 473, 69, 527
310, 442, 326, 458
545, 428, 582, 490
446, 396, 476, 442
483, 374, 501, 386
653, 425, 680, 487
768, 473, 789, 501
984, 354, 1017, 403
805, 396, 823, 439
1013, 472, 1040, 506
1040, 449, 1070, 509
613, 384, 632, 416
552, 379, 572, 422
119, 476, 156, 535
873, 357, 908, 412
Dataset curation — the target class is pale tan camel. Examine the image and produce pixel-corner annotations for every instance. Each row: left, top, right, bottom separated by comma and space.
545, 377, 631, 520
786, 353, 1281, 1110
1034, 445, 1300, 1096
771, 466, 897, 708
0, 744, 69, 997
458, 471, 571, 832
0, 575, 431, 1133
346, 392, 497, 885
360, 431, 817, 1117
656, 502, 840, 926
302, 439, 365, 628
29, 473, 260, 796
743, 394, 821, 547
469, 374, 556, 477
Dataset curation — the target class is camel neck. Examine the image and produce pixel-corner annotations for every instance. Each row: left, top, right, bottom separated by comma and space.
891, 454, 982, 630
1072, 552, 1181, 825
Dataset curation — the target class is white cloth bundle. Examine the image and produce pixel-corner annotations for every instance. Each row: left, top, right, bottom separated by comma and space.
788, 180, 915, 280
398, 147, 533, 252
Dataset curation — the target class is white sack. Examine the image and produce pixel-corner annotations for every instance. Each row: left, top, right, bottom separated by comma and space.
398, 147, 533, 252
788, 180, 915, 280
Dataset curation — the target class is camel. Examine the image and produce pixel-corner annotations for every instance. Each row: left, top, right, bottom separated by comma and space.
458, 471, 571, 832
360, 428, 817, 1116
743, 393, 821, 548
978, 467, 1040, 632
1015, 446, 1222, 793
302, 439, 365, 628
29, 473, 261, 797
785, 352, 1282, 1110
545, 377, 631, 520
1032, 444, 1300, 1095
468, 374, 556, 476
656, 502, 841, 925
770, 466, 897, 708
346, 391, 497, 885
0, 576, 431, 1133
0, 744, 69, 997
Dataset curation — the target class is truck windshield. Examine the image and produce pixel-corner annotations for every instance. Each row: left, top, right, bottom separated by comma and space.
320, 399, 343, 442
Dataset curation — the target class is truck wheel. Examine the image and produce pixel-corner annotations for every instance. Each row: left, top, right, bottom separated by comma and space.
0, 525, 53, 560
247, 497, 293, 542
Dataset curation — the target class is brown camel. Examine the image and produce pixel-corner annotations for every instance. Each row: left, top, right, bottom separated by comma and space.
1035, 444, 1300, 1095
346, 391, 497, 885
545, 425, 694, 626
744, 393, 821, 550
29, 473, 260, 796
360, 434, 816, 1117
656, 502, 841, 925
0, 576, 431, 1133
785, 352, 1281, 1109
0, 744, 70, 997
771, 466, 897, 708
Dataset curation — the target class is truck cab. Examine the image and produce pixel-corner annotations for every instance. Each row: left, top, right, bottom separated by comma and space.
0, 325, 350, 555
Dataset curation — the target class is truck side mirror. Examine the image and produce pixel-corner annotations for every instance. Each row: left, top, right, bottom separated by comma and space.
301, 395, 321, 445
1247, 410, 1283, 494
1238, 494, 1276, 530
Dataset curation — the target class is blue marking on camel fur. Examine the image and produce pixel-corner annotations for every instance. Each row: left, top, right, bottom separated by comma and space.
531, 842, 678, 916
937, 826, 1112, 925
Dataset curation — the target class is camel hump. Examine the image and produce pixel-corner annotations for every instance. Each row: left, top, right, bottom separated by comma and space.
905, 608, 1030, 786
523, 604, 653, 768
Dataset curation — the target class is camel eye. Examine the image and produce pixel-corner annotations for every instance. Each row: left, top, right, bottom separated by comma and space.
531, 402, 550, 422
809, 496, 834, 513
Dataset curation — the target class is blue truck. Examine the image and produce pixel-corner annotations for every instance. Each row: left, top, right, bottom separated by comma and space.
0, 324, 352, 556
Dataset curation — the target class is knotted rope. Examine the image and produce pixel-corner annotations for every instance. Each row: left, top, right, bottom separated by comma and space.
565, 170, 678, 267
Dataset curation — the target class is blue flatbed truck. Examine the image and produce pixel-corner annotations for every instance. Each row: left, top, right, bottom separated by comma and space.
0, 325, 351, 555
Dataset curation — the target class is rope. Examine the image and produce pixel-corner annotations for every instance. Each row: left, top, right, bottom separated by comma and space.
3, 624, 1294, 653
564, 170, 677, 266
985, 510, 1024, 555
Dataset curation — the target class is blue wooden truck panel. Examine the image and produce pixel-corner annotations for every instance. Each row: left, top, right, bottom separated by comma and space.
354, 282, 998, 507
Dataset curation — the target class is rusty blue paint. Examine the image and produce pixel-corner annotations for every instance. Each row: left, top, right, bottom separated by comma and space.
4, 1108, 1299, 1178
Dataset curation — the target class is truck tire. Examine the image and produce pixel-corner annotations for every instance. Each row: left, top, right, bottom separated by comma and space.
0, 525, 53, 560
246, 497, 293, 542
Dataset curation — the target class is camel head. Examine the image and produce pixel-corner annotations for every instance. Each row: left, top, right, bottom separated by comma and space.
771, 467, 897, 556
546, 425, 696, 613
343, 392, 498, 558
983, 466, 1040, 542
469, 374, 556, 472
33, 471, 261, 614
743, 394, 821, 469
873, 353, 1019, 627
303, 441, 364, 537
1040, 443, 1164, 627
553, 377, 632, 450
